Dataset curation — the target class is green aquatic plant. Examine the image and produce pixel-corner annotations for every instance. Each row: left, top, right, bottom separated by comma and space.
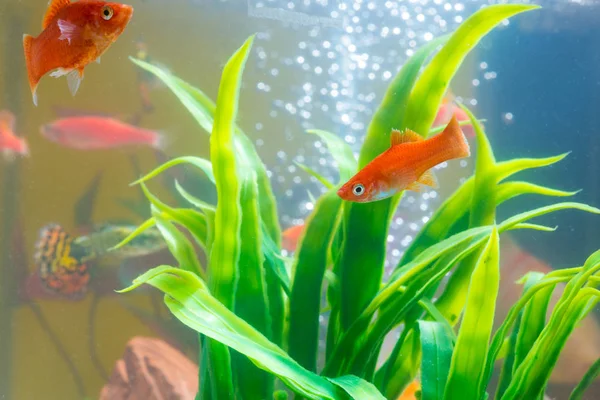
116, 4, 600, 399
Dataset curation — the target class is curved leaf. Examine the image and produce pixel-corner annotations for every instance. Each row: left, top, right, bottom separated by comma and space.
418, 320, 453, 400
205, 34, 255, 398
307, 129, 357, 182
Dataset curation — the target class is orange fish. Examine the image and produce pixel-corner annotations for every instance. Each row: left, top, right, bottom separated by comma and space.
433, 92, 476, 138
40, 116, 165, 150
337, 116, 470, 203
397, 379, 420, 400
282, 224, 305, 252
0, 110, 29, 160
23, 0, 134, 106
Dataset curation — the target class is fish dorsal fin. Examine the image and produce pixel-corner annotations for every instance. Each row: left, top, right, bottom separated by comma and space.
42, 0, 71, 30
390, 128, 423, 147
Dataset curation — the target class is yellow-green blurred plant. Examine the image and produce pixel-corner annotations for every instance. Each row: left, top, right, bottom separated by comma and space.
117, 4, 600, 399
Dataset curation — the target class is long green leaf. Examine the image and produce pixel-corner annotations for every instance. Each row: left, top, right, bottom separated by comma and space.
307, 129, 357, 182
130, 58, 281, 245
570, 358, 600, 400
119, 266, 380, 400
403, 4, 540, 136
444, 228, 500, 400
151, 208, 204, 279
205, 35, 255, 398
419, 321, 453, 400
495, 272, 546, 399
288, 190, 342, 372
327, 375, 385, 400
233, 172, 273, 398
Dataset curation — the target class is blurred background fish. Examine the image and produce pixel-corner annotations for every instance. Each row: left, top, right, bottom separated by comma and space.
33, 222, 166, 298
433, 90, 476, 138
40, 116, 165, 151
0, 110, 29, 161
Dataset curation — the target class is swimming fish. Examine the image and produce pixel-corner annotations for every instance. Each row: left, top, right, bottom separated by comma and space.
34, 223, 166, 297
396, 379, 420, 400
433, 91, 476, 138
23, 0, 134, 106
337, 116, 470, 203
0, 110, 29, 160
40, 116, 165, 150
282, 224, 306, 252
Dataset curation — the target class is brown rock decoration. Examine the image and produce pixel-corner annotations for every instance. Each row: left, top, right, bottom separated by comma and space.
100, 336, 198, 400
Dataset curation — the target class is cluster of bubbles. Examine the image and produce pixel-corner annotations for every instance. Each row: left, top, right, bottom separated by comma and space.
246, 0, 519, 270
245, 0, 597, 268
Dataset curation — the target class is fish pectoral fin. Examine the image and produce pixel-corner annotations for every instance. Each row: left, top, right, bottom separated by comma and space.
57, 19, 78, 44
66, 69, 84, 96
390, 128, 423, 146
50, 68, 71, 78
96, 57, 101, 64
416, 169, 438, 188
405, 181, 424, 193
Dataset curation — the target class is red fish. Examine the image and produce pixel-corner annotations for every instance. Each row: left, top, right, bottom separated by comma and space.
40, 116, 165, 150
23, 0, 134, 106
433, 92, 476, 138
282, 224, 305, 252
0, 110, 29, 160
337, 116, 470, 203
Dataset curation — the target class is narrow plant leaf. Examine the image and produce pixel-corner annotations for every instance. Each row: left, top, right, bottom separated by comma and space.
110, 217, 156, 251
418, 320, 453, 400
307, 129, 357, 182
327, 375, 386, 400
233, 172, 273, 399
495, 272, 546, 399
205, 35, 255, 399
288, 190, 342, 372
174, 180, 216, 213
444, 228, 500, 400
139, 182, 208, 250
130, 57, 282, 246
403, 4, 539, 136
570, 357, 600, 400
295, 161, 334, 189
131, 156, 215, 185
151, 209, 204, 279
119, 267, 363, 400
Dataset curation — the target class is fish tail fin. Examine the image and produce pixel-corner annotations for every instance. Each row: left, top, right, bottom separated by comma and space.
34, 223, 90, 297
23, 34, 39, 107
440, 115, 470, 159
151, 130, 169, 152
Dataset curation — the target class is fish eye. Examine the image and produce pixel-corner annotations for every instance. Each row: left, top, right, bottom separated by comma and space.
352, 184, 365, 196
101, 6, 114, 20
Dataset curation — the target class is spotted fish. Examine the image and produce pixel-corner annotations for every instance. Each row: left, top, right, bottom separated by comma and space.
34, 223, 165, 297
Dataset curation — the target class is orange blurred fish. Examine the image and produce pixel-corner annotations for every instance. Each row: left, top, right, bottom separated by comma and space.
433, 92, 476, 138
282, 224, 305, 252
0, 110, 29, 160
337, 116, 470, 203
397, 379, 420, 400
23, 0, 134, 106
40, 116, 165, 150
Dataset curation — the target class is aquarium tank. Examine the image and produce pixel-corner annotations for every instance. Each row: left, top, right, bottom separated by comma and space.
2, 0, 600, 399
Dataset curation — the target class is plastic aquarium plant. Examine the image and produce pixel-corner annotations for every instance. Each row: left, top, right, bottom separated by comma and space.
117, 4, 600, 399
